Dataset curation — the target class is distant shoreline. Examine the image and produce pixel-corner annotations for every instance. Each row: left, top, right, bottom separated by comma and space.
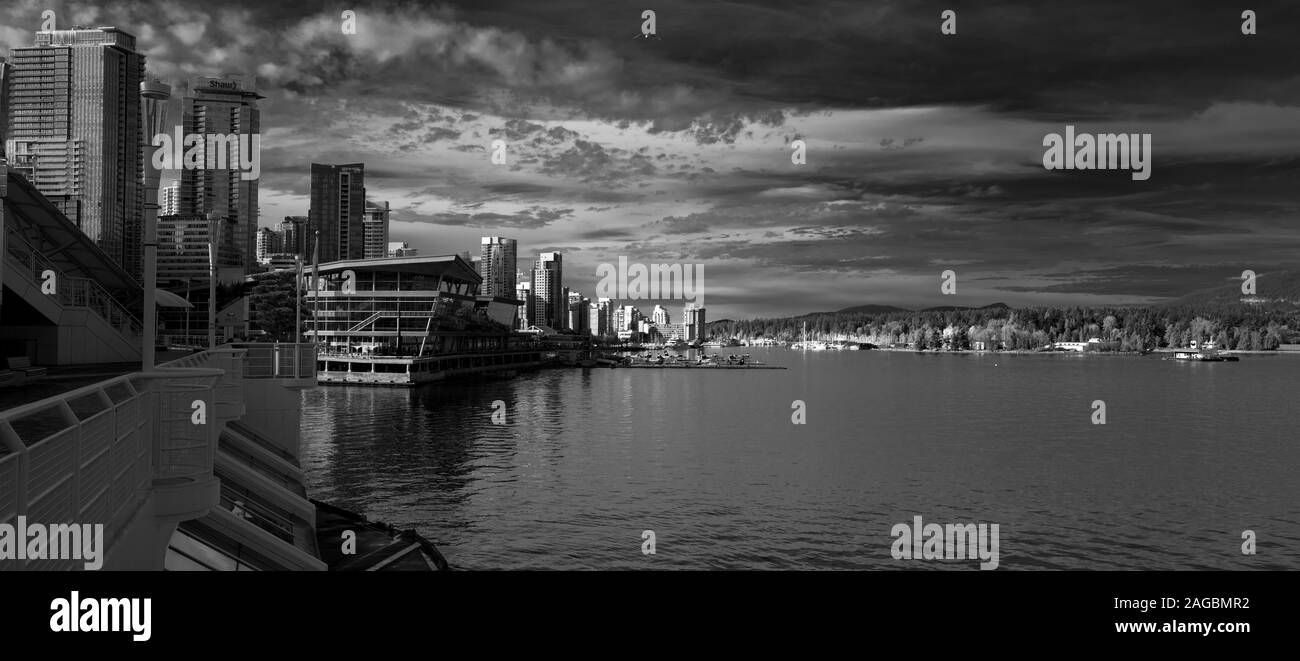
754, 346, 1300, 356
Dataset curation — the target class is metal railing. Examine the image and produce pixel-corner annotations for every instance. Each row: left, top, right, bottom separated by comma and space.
228, 343, 317, 380
3, 227, 143, 338
0, 350, 248, 569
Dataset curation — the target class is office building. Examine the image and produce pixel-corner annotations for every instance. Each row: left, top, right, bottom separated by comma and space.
4, 27, 145, 280
568, 292, 590, 334
530, 252, 564, 330
176, 75, 263, 273
155, 213, 243, 287
362, 199, 389, 259
309, 163, 365, 263
278, 216, 307, 257
255, 226, 281, 263
684, 303, 707, 342
478, 236, 517, 298
387, 241, 418, 258
160, 179, 181, 215
652, 304, 670, 326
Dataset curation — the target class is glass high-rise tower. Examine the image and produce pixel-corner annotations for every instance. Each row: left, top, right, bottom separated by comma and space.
3, 27, 145, 280
178, 75, 263, 273
479, 236, 517, 298
309, 163, 366, 263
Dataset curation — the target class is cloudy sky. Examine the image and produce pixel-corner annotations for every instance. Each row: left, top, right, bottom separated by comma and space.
3, 0, 1298, 319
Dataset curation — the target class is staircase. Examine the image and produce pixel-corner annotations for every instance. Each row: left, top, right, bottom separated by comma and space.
2, 226, 143, 363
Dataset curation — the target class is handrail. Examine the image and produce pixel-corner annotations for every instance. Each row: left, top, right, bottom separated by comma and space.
228, 342, 317, 380
3, 227, 143, 337
0, 349, 251, 570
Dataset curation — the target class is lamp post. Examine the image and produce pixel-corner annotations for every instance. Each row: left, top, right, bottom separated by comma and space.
141, 80, 171, 370
207, 212, 219, 350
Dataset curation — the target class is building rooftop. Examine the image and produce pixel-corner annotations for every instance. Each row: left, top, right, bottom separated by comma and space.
311, 254, 481, 283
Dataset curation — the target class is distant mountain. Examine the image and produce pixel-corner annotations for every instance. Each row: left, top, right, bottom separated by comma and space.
831, 304, 909, 315
1165, 270, 1300, 308
795, 302, 1008, 316
920, 302, 1011, 312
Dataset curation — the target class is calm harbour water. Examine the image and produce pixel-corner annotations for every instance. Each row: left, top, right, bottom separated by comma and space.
299, 349, 1300, 570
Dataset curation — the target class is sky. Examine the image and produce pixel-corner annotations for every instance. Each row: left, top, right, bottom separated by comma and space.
2, 0, 1298, 319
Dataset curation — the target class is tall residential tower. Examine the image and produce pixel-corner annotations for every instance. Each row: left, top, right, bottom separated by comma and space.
178, 75, 263, 273
309, 163, 366, 262
3, 27, 146, 279
479, 236, 517, 298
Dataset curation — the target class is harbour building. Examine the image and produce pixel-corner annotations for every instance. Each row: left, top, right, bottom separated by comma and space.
308, 255, 537, 386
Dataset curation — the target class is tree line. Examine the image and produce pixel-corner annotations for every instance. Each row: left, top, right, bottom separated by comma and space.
708, 302, 1300, 351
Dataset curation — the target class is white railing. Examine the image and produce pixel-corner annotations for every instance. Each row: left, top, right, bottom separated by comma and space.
0, 350, 249, 570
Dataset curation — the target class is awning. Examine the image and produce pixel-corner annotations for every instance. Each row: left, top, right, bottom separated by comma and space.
155, 289, 194, 308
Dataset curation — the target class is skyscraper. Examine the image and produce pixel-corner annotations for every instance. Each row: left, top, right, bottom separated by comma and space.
278, 216, 306, 257
4, 27, 145, 279
531, 252, 564, 330
0, 57, 9, 153
160, 179, 181, 215
309, 163, 365, 263
255, 227, 281, 263
652, 304, 670, 326
178, 75, 263, 273
156, 213, 243, 287
684, 303, 707, 342
479, 237, 517, 298
362, 199, 389, 259
515, 281, 533, 329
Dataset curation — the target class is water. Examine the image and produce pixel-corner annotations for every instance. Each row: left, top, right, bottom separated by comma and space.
299, 349, 1300, 570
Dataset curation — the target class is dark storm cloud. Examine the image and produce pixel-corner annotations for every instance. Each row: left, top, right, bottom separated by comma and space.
4, 0, 1296, 317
